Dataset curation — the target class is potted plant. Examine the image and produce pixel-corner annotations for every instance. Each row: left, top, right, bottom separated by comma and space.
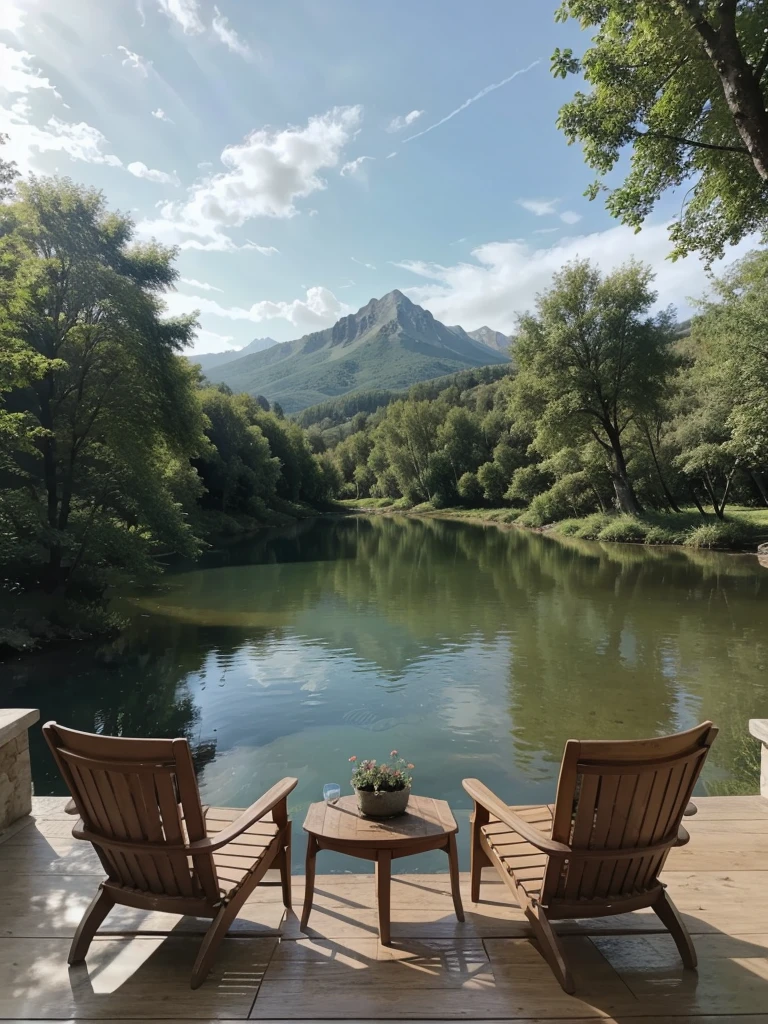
349, 750, 414, 818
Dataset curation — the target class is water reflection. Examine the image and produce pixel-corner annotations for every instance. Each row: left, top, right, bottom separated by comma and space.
6, 515, 767, 870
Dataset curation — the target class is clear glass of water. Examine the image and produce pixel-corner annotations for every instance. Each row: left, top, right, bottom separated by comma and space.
323, 783, 341, 805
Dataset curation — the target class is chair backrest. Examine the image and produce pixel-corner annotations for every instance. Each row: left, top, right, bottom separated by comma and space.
43, 722, 219, 902
542, 721, 717, 907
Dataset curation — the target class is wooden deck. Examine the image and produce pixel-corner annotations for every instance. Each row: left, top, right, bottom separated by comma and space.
1, 794, 767, 1022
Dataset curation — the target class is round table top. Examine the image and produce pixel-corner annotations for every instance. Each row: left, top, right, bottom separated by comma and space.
303, 794, 458, 848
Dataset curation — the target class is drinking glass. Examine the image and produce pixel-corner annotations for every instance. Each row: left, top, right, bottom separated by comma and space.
323, 783, 341, 805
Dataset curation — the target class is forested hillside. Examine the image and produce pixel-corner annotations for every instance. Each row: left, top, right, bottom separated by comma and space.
322, 258, 768, 545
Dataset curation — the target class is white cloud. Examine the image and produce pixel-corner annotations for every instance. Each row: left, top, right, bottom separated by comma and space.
246, 241, 279, 255
0, 43, 124, 173
197, 160, 213, 168
165, 285, 350, 331
138, 105, 362, 250
212, 5, 252, 58
0, 1, 26, 33
387, 109, 423, 133
519, 198, 583, 225
533, 227, 559, 235
340, 154, 373, 177
127, 160, 180, 185
308, 208, 319, 216
156, 0, 204, 34
351, 256, 376, 270
118, 45, 152, 76
0, 44, 59, 97
518, 198, 558, 217
402, 61, 539, 144
192, 328, 236, 353
386, 151, 397, 159
180, 277, 224, 292
152, 107, 174, 123
393, 222, 758, 333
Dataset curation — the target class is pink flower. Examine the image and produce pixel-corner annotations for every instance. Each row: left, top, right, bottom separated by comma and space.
407, 763, 414, 769
349, 756, 357, 762
390, 750, 398, 757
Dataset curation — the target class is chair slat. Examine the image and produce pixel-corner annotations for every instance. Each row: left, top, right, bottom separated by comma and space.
154, 772, 195, 897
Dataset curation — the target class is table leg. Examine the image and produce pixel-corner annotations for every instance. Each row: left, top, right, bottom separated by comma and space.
300, 835, 318, 931
375, 850, 392, 945
447, 833, 465, 922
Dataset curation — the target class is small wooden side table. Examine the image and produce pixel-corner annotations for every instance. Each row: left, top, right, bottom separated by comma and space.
300, 794, 464, 944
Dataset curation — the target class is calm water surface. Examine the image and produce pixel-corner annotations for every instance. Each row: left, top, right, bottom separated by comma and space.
6, 516, 768, 871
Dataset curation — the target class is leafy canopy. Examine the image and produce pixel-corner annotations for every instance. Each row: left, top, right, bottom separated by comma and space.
553, 0, 768, 260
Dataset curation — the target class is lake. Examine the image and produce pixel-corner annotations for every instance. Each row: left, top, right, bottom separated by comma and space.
6, 515, 768, 871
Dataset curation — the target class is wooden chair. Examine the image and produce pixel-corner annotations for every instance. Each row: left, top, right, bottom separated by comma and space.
463, 721, 717, 993
43, 721, 297, 988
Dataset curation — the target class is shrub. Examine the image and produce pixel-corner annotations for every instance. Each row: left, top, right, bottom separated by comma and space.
685, 521, 751, 549
457, 471, 483, 503
557, 519, 584, 536
597, 515, 648, 543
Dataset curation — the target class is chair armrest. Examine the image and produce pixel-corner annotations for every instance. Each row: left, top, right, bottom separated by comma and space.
462, 778, 571, 857
674, 824, 690, 847
683, 801, 697, 817
189, 777, 298, 854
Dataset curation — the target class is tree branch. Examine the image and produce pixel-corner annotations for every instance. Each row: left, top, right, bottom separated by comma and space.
636, 129, 749, 154
755, 40, 768, 83
671, 0, 719, 51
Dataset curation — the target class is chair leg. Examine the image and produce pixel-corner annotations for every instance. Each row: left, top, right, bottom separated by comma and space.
469, 811, 490, 903
277, 822, 292, 909
653, 889, 697, 969
191, 838, 281, 989
525, 903, 575, 994
191, 899, 241, 990
69, 887, 114, 965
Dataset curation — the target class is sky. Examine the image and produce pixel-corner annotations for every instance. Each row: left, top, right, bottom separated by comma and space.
0, 0, 758, 354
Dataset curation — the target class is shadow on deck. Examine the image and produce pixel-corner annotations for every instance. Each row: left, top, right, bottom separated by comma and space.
1, 794, 767, 1021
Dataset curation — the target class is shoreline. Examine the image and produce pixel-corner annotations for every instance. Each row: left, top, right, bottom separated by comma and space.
333, 501, 768, 557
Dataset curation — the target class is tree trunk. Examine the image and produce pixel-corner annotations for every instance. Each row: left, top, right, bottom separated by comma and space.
605, 424, 642, 515
700, 471, 724, 519
644, 426, 682, 512
688, 483, 707, 517
750, 469, 768, 507
681, 0, 768, 180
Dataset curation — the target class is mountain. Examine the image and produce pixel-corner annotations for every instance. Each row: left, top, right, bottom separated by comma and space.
465, 326, 511, 354
203, 290, 509, 413
187, 336, 278, 374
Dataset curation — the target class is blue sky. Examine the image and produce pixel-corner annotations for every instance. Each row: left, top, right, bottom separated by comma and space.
0, 0, 756, 353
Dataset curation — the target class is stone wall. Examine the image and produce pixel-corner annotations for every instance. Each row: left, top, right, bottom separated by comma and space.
0, 709, 40, 832
749, 719, 768, 799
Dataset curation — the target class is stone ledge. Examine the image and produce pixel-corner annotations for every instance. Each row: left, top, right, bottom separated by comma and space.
749, 719, 768, 799
0, 709, 40, 832
0, 709, 40, 747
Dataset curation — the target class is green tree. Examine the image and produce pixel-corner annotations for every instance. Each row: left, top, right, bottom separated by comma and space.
370, 399, 443, 502
553, 0, 768, 260
194, 387, 280, 516
672, 248, 768, 515
512, 259, 676, 515
0, 177, 205, 590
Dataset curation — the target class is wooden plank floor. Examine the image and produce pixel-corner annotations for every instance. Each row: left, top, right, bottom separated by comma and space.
0, 795, 767, 1022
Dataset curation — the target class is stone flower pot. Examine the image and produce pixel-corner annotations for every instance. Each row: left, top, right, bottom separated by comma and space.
355, 785, 411, 818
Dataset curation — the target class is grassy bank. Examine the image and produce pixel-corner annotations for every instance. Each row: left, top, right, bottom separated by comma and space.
336, 499, 768, 551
